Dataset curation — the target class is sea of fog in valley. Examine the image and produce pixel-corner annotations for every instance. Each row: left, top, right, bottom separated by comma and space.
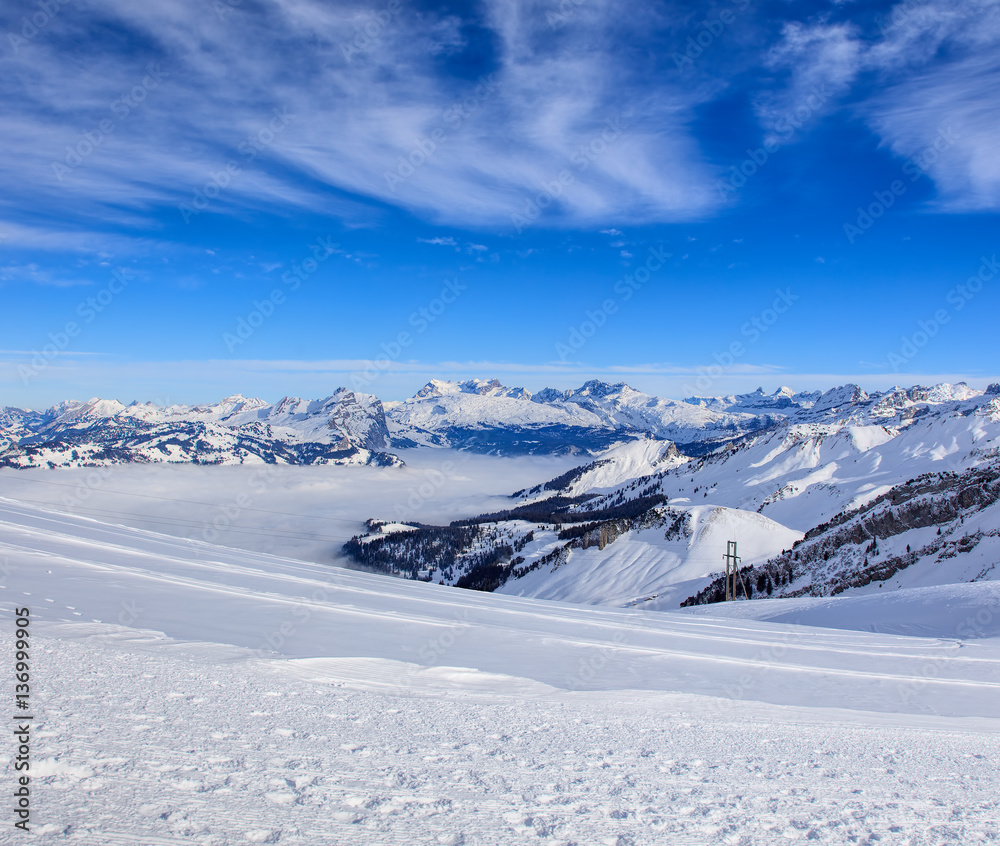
0, 450, 582, 564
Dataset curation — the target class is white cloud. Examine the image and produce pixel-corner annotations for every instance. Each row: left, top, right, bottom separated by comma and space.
0, 263, 93, 287
863, 0, 1000, 210
0, 0, 723, 242
756, 21, 863, 144
761, 0, 1000, 209
866, 51, 1000, 211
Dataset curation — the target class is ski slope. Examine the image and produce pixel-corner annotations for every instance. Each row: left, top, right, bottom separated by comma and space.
1, 497, 999, 844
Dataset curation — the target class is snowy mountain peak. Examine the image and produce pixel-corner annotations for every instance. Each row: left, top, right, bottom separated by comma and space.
46, 397, 128, 428
414, 378, 532, 400
2, 390, 400, 469
812, 384, 869, 413
191, 394, 269, 417
573, 379, 629, 398
416, 379, 467, 398
531, 387, 569, 404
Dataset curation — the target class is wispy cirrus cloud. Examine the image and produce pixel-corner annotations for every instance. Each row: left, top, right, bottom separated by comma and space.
5, 0, 1000, 262
1, 0, 724, 249
0, 263, 94, 288
762, 0, 1000, 210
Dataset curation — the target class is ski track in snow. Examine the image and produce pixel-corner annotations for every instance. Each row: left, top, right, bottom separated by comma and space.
14, 631, 1000, 846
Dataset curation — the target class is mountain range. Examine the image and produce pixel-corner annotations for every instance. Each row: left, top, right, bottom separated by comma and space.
4, 378, 991, 468
5, 376, 1000, 608
339, 379, 1000, 608
0, 389, 399, 468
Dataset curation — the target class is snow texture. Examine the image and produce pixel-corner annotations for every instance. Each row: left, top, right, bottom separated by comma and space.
1, 497, 999, 843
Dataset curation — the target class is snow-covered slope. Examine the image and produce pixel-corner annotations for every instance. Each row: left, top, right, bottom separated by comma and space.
541, 385, 1000, 529
1, 495, 997, 715
682, 461, 1000, 606
351, 383, 1000, 608
511, 437, 688, 499
2, 489, 999, 843
496, 505, 803, 608
675, 581, 1000, 638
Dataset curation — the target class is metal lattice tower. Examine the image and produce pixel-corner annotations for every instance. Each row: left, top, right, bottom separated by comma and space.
723, 540, 749, 601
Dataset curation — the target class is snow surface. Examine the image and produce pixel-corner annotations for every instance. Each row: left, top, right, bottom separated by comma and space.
673, 581, 1000, 638
557, 437, 687, 495
496, 506, 802, 608
1, 497, 999, 843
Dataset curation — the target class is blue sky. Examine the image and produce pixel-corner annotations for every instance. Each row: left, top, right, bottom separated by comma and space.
1, 0, 998, 408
